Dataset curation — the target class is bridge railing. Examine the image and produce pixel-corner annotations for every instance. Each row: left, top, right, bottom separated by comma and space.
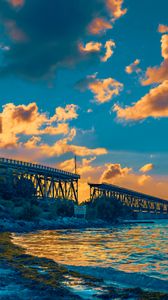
0, 157, 80, 179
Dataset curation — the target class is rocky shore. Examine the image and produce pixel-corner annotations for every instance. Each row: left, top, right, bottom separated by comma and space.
0, 216, 108, 233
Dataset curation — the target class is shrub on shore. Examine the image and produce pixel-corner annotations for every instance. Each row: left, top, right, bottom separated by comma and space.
0, 176, 75, 221
86, 196, 135, 222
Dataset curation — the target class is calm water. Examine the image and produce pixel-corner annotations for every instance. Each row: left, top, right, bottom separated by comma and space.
12, 221, 168, 285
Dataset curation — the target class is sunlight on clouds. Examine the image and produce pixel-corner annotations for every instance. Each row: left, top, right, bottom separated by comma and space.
100, 163, 132, 183
88, 18, 112, 35
161, 34, 168, 59
0, 102, 77, 148
101, 40, 115, 62
125, 59, 141, 74
138, 174, 151, 186
142, 34, 168, 85
106, 0, 127, 19
158, 24, 168, 33
79, 42, 102, 53
49, 104, 78, 123
114, 80, 168, 121
89, 77, 123, 103
140, 163, 154, 173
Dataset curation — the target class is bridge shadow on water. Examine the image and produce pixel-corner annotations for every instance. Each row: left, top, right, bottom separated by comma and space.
0, 231, 168, 300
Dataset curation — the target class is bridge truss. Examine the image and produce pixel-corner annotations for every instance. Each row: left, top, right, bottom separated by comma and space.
0, 157, 80, 203
89, 183, 168, 214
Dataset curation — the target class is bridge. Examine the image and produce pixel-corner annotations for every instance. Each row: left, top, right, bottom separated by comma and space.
89, 183, 168, 215
0, 157, 80, 203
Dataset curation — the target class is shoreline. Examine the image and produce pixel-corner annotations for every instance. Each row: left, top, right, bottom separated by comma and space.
1, 231, 168, 300
1, 216, 166, 234
0, 217, 110, 233
1, 216, 163, 234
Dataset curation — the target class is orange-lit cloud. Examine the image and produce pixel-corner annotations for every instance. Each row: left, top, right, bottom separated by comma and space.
24, 134, 107, 158
158, 24, 168, 33
114, 80, 168, 121
79, 40, 115, 63
125, 59, 141, 74
88, 18, 112, 35
101, 40, 115, 62
142, 60, 168, 85
89, 77, 123, 103
106, 0, 127, 19
138, 174, 151, 186
0, 102, 77, 148
140, 163, 154, 173
50, 104, 78, 123
100, 163, 132, 182
79, 41, 102, 53
58, 156, 101, 176
161, 34, 168, 59
142, 35, 168, 85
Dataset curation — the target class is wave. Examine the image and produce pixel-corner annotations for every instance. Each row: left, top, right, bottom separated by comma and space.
65, 265, 168, 293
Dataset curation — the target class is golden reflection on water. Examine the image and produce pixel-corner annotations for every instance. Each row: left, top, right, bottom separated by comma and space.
12, 223, 168, 279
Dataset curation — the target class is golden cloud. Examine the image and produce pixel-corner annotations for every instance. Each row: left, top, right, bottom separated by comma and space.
140, 163, 154, 173
142, 35, 168, 85
0, 102, 78, 148
100, 163, 132, 182
101, 40, 115, 62
106, 0, 127, 19
158, 24, 168, 33
88, 18, 112, 35
114, 80, 168, 120
138, 174, 152, 186
89, 77, 123, 103
161, 34, 168, 59
79, 41, 102, 53
125, 59, 141, 74
24, 136, 107, 158
50, 104, 78, 123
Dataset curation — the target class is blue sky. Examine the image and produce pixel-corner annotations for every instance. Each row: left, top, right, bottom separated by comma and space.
0, 0, 168, 199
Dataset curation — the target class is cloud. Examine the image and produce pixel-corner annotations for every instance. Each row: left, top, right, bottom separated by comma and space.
101, 40, 115, 62
158, 24, 168, 33
88, 77, 123, 103
106, 0, 127, 19
138, 174, 151, 186
0, 102, 77, 148
161, 34, 168, 59
100, 163, 132, 182
76, 73, 123, 103
125, 59, 141, 74
24, 129, 108, 158
50, 104, 78, 123
88, 17, 112, 35
114, 80, 168, 121
0, 0, 125, 80
79, 39, 115, 62
0, 101, 107, 159
58, 156, 100, 176
79, 41, 102, 53
142, 34, 168, 85
139, 163, 154, 173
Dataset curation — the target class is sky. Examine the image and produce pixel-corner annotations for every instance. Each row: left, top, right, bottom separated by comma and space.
0, 0, 168, 201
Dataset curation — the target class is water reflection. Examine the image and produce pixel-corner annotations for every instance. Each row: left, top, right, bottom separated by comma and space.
12, 222, 168, 281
